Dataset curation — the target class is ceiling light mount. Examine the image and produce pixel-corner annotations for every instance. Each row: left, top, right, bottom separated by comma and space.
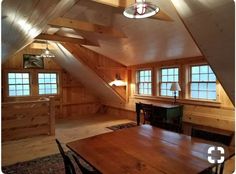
123, 0, 159, 19
41, 40, 55, 58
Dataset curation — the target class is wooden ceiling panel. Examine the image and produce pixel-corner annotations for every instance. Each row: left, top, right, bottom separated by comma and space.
2, 0, 79, 63
60, 0, 201, 66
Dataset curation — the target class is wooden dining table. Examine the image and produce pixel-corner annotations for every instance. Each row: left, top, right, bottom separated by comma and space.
67, 125, 234, 174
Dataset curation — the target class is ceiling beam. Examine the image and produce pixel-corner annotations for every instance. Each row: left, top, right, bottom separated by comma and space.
35, 34, 99, 47
91, 0, 133, 8
48, 17, 126, 38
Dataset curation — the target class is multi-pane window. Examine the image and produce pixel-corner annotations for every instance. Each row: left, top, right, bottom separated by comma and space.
190, 65, 216, 100
8, 73, 30, 96
38, 73, 58, 95
137, 70, 152, 95
160, 68, 179, 96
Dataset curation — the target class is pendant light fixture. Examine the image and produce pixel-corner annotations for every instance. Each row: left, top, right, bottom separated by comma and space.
41, 40, 55, 58
123, 0, 159, 19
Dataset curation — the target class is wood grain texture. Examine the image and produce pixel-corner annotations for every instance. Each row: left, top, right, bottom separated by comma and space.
48, 17, 125, 38
2, 99, 52, 141
62, 43, 127, 102
2, 0, 78, 62
2, 45, 101, 118
67, 125, 234, 174
35, 33, 99, 46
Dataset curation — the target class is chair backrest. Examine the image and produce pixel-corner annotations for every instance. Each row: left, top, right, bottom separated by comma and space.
72, 155, 98, 174
55, 139, 76, 174
191, 128, 234, 146
141, 103, 154, 123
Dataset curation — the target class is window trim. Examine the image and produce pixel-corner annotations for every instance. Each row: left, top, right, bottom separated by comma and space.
6, 71, 32, 97
37, 72, 59, 96
136, 69, 152, 96
189, 64, 217, 101
159, 66, 180, 97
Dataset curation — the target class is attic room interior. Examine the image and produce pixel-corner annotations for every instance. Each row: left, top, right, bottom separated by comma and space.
1, 0, 235, 174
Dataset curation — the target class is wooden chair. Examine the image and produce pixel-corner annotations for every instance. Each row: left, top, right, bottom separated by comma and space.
55, 139, 76, 174
191, 128, 234, 174
141, 103, 154, 124
72, 155, 100, 174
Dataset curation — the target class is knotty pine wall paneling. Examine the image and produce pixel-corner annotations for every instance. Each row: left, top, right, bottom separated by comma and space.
2, 45, 100, 118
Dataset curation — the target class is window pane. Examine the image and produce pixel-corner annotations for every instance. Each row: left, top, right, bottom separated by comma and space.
209, 67, 213, 73
23, 90, 30, 95
8, 79, 15, 84
191, 83, 198, 90
200, 65, 208, 73
167, 90, 173, 96
199, 83, 207, 90
192, 74, 199, 81
140, 76, 145, 82
162, 69, 167, 75
200, 74, 208, 81
161, 83, 166, 89
162, 76, 167, 82
16, 74, 22, 78
22, 73, 29, 78
191, 91, 198, 98
8, 73, 15, 78
168, 75, 174, 82
160, 68, 179, 97
167, 83, 171, 90
208, 83, 216, 91
209, 74, 216, 81
199, 91, 207, 99
23, 85, 29, 90
208, 91, 216, 100
9, 91, 16, 96
192, 66, 199, 74
161, 90, 167, 96
23, 79, 29, 84
8, 73, 30, 97
38, 73, 58, 95
16, 79, 22, 84
140, 71, 144, 77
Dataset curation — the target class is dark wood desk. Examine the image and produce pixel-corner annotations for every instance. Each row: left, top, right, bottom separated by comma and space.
136, 102, 183, 131
67, 125, 234, 174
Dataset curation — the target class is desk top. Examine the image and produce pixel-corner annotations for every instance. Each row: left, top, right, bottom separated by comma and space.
136, 102, 182, 109
67, 125, 234, 174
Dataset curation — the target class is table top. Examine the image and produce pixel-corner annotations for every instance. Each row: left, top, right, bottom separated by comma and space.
136, 102, 182, 109
67, 125, 234, 174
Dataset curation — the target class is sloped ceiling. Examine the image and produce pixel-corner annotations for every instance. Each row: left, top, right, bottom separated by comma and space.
1, 0, 78, 63
50, 42, 125, 104
56, 0, 202, 66
171, 0, 235, 104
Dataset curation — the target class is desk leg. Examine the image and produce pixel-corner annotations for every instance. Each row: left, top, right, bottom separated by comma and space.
136, 103, 141, 126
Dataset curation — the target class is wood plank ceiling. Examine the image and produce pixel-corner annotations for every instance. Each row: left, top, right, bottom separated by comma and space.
1, 0, 78, 63
43, 0, 202, 66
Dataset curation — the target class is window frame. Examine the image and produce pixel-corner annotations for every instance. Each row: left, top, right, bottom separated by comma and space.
136, 69, 152, 96
6, 71, 32, 97
189, 64, 217, 101
37, 72, 59, 96
159, 67, 180, 97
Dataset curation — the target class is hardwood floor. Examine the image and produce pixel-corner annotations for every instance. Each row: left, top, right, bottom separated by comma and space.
2, 113, 133, 166
2, 113, 234, 174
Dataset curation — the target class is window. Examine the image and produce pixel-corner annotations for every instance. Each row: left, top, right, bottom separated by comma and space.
38, 73, 58, 95
190, 65, 216, 100
160, 67, 179, 96
137, 70, 152, 95
8, 73, 30, 96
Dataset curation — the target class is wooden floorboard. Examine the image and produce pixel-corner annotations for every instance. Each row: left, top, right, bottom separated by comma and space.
2, 113, 132, 166
2, 113, 234, 174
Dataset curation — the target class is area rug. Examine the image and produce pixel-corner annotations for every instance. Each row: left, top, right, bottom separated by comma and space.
2, 152, 81, 174
106, 122, 137, 131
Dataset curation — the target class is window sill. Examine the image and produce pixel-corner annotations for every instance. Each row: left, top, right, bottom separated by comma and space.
132, 95, 222, 108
